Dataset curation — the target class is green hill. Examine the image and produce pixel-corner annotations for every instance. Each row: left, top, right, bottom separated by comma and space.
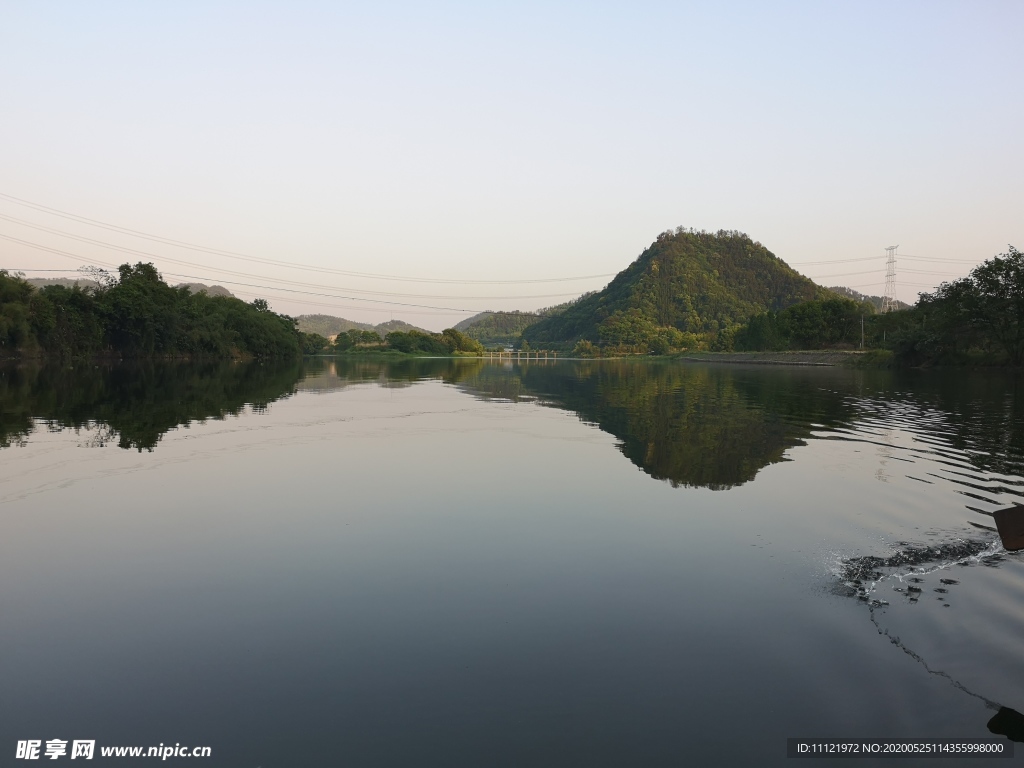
295, 314, 426, 338
521, 228, 830, 350
454, 300, 584, 346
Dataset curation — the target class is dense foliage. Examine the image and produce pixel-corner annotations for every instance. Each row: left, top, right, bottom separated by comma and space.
331, 328, 385, 351
521, 228, 828, 352
734, 245, 1024, 366
383, 328, 484, 355
1, 264, 302, 359
884, 245, 1024, 366
308, 326, 485, 356
734, 297, 874, 351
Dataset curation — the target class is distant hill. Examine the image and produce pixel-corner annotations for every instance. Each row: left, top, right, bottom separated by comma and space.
454, 299, 584, 346
826, 286, 909, 312
26, 277, 101, 291
522, 228, 830, 347
24, 277, 235, 299
175, 282, 235, 298
294, 314, 372, 336
295, 314, 428, 338
373, 319, 428, 336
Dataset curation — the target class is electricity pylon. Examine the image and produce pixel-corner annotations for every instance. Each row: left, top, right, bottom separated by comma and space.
882, 245, 898, 313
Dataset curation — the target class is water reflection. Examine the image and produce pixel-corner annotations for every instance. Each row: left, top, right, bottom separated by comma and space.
295, 358, 864, 489
460, 361, 863, 489
0, 360, 303, 451
3, 356, 1024, 763
4, 358, 1023, 498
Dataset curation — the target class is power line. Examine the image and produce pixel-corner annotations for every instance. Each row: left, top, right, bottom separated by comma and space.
791, 256, 882, 266
793, 254, 981, 267
224, 289, 476, 318
900, 268, 965, 276
0, 229, 588, 301
843, 280, 936, 289
5, 268, 536, 319
805, 268, 884, 278
0, 238, 570, 315
0, 218, 593, 299
0, 192, 616, 285
900, 254, 981, 264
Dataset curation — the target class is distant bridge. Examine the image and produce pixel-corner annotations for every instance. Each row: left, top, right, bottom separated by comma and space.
486, 349, 559, 362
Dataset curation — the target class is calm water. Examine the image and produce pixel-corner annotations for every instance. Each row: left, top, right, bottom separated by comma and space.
1, 358, 1022, 766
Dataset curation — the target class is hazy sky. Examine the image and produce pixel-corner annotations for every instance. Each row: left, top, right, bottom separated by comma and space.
1, 1, 1021, 329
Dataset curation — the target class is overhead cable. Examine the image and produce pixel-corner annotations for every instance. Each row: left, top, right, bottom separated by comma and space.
0, 192, 615, 285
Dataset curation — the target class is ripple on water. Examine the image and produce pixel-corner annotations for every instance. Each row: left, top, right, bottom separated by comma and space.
823, 382, 1024, 732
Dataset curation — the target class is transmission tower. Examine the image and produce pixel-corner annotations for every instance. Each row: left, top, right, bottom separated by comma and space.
882, 245, 898, 312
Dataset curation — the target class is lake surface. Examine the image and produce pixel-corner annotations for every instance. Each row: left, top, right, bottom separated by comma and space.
2, 358, 1023, 766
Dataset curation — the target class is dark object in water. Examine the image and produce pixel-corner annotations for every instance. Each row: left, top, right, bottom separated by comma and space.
987, 706, 1024, 743
993, 504, 1024, 552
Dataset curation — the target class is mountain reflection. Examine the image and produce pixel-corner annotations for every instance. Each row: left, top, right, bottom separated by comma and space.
4, 357, 1021, 493
0, 357, 862, 487
449, 360, 861, 490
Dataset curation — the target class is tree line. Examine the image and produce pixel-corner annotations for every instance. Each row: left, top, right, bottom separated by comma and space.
301, 326, 485, 356
1, 263, 306, 359
734, 245, 1023, 366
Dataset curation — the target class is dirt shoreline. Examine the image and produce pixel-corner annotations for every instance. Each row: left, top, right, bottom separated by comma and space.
676, 350, 871, 367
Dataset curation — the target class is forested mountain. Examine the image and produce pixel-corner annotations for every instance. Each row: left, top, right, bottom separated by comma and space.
295, 314, 426, 338
522, 228, 830, 350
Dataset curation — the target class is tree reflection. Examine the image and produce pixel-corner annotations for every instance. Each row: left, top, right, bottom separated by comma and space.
0, 360, 303, 451
4, 358, 1022, 494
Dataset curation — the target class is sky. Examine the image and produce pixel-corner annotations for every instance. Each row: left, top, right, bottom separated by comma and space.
1, 1, 1021, 329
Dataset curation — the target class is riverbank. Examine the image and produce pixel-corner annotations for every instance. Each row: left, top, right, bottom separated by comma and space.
674, 350, 893, 367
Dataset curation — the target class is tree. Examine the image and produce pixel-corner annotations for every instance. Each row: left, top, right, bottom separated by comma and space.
300, 332, 329, 354
0, 270, 35, 352
956, 245, 1024, 365
333, 332, 354, 352
385, 330, 448, 354
900, 245, 1024, 366
441, 328, 484, 354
